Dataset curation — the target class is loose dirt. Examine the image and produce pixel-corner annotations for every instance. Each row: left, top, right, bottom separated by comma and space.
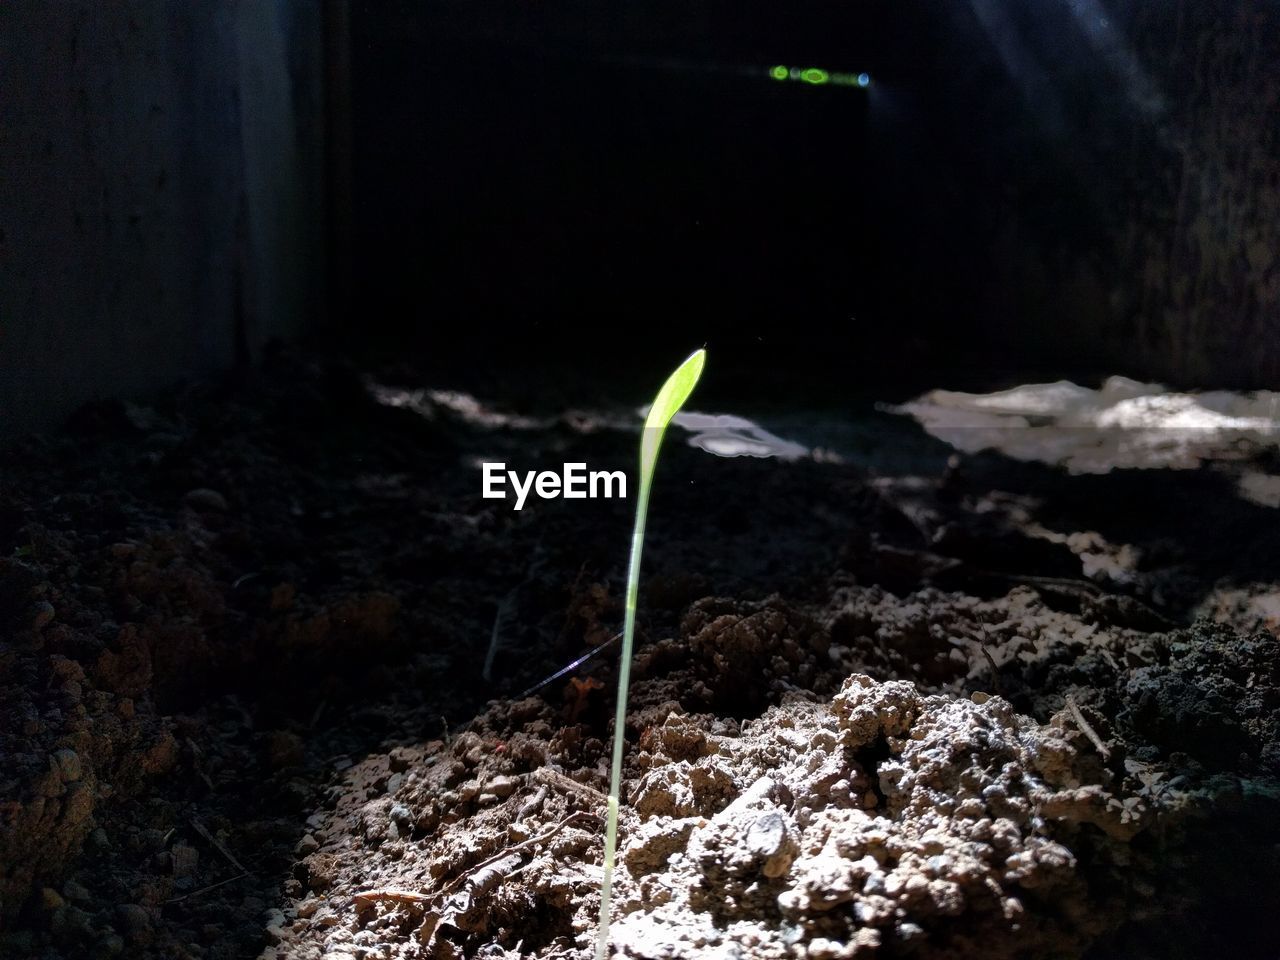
2, 350, 1278, 959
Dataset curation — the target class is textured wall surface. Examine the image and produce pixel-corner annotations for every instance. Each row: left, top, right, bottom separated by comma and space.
348, 0, 1277, 389
0, 2, 326, 438
937, 0, 1280, 387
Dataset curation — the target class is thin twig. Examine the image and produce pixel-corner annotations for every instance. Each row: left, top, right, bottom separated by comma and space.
185, 738, 215, 791
1065, 695, 1111, 760
352, 888, 433, 910
975, 621, 1004, 696
166, 872, 248, 904
351, 810, 601, 911
979, 646, 1001, 690
190, 819, 249, 874
437, 811, 599, 898
533, 766, 608, 807
516, 785, 549, 822
516, 631, 622, 701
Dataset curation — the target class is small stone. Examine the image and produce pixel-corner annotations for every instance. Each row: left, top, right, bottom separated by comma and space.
746, 812, 786, 858
62, 782, 93, 825
296, 834, 320, 857
295, 898, 321, 919
41, 887, 66, 910
263, 911, 286, 942
52, 748, 82, 782
898, 922, 925, 941
116, 903, 153, 945
265, 731, 305, 769
183, 488, 228, 512
63, 880, 91, 903
486, 775, 518, 798
31, 601, 56, 630
281, 778, 312, 809
971, 691, 991, 705
97, 932, 125, 956
51, 905, 94, 943
89, 827, 111, 850
303, 853, 340, 892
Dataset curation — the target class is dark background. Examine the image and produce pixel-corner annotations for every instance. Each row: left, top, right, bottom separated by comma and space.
3, 1, 1278, 436
348, 0, 1280, 390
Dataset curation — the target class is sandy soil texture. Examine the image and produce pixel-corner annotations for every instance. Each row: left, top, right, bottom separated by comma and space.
1, 351, 1278, 959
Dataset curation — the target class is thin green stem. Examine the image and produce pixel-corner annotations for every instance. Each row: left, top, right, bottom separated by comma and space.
593, 348, 704, 960
596, 479, 650, 960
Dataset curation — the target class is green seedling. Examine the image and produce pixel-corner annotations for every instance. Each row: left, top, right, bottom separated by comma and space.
596, 348, 706, 959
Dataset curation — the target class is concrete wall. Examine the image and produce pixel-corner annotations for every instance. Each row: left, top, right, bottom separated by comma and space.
0, 2, 326, 438
935, 0, 1280, 387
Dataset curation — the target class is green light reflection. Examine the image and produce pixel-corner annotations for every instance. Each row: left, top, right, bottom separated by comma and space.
765, 64, 869, 90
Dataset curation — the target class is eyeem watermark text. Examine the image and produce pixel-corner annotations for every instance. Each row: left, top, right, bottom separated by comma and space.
482, 462, 627, 511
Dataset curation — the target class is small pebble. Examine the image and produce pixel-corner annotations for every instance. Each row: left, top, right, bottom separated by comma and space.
51, 904, 94, 943
52, 749, 81, 782
263, 911, 286, 942
31, 601, 56, 630
899, 922, 925, 941
486, 775, 518, 798
266, 730, 306, 769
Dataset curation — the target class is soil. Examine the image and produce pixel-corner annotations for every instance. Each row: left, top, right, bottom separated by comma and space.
2, 347, 1279, 960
